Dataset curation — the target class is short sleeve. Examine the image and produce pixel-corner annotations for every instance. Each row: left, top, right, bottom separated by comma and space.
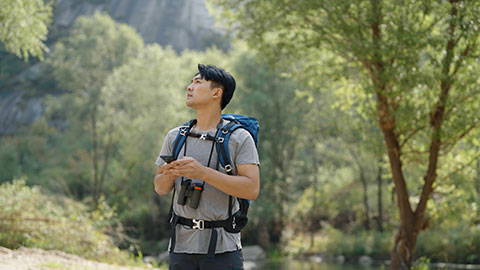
154, 129, 177, 166
233, 129, 260, 167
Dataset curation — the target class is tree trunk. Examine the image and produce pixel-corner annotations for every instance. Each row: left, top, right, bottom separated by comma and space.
258, 222, 270, 250
379, 115, 416, 270
311, 155, 320, 248
91, 112, 99, 206
377, 162, 384, 232
99, 129, 113, 200
477, 157, 480, 219
359, 165, 370, 230
477, 157, 480, 198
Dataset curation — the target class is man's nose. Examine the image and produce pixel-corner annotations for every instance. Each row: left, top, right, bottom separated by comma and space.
187, 84, 193, 92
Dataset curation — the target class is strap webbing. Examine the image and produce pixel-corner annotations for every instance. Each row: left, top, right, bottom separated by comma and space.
207, 229, 218, 259
169, 215, 179, 253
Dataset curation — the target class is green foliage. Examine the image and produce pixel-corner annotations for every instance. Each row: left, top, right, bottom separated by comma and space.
211, 0, 480, 265
0, 0, 52, 60
45, 12, 144, 205
285, 226, 393, 259
2, 2, 480, 263
0, 138, 20, 181
48, 12, 144, 106
412, 257, 430, 270
286, 223, 480, 263
0, 179, 139, 264
226, 46, 313, 246
211, 0, 480, 173
416, 225, 480, 264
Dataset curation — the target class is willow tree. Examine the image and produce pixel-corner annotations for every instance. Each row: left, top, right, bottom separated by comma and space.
210, 0, 480, 268
0, 0, 52, 60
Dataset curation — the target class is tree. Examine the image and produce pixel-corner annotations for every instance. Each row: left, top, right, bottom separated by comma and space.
48, 12, 143, 206
100, 44, 193, 245
229, 48, 310, 248
210, 0, 480, 268
0, 0, 52, 60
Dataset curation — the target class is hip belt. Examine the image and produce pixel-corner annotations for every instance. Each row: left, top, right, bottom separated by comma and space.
168, 213, 231, 258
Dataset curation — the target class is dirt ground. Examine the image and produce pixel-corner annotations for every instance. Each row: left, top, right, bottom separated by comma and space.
0, 246, 155, 270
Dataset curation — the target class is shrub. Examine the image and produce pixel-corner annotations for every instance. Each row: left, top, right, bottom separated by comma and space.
0, 179, 138, 265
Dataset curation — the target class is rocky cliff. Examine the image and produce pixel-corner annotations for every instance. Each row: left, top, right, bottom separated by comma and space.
52, 0, 227, 51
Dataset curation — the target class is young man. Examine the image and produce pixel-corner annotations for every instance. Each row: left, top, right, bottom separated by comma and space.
154, 64, 260, 270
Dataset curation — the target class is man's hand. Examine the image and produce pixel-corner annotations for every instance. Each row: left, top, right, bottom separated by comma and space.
156, 162, 178, 176
168, 157, 207, 179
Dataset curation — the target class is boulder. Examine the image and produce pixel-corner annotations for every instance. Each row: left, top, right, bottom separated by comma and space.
359, 255, 373, 265
242, 245, 266, 261
335, 255, 346, 264
309, 254, 323, 263
143, 251, 169, 265
244, 260, 260, 270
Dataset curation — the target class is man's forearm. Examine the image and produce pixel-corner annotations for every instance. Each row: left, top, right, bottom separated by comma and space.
154, 173, 176, 195
201, 166, 260, 201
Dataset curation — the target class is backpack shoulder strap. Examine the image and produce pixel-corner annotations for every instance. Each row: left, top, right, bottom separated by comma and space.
216, 120, 244, 175
166, 120, 195, 225
171, 119, 196, 159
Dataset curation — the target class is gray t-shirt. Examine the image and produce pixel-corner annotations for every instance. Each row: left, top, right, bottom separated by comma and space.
155, 120, 260, 254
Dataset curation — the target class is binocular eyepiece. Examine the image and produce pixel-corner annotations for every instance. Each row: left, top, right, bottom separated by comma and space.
177, 179, 203, 209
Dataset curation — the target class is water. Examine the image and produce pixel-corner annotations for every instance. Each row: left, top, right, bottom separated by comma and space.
249, 259, 480, 270
248, 259, 381, 270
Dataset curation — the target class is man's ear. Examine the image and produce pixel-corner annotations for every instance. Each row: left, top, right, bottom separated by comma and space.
212, 87, 223, 100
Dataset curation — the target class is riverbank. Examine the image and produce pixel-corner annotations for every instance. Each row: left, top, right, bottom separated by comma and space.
0, 247, 157, 270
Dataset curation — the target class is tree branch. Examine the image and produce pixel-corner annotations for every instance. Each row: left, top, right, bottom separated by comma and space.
444, 89, 480, 118
437, 152, 480, 183
400, 124, 427, 148
451, 43, 472, 77
440, 123, 478, 155
415, 0, 460, 226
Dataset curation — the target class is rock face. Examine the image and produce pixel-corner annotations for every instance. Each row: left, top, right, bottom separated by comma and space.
51, 0, 226, 52
0, 90, 44, 135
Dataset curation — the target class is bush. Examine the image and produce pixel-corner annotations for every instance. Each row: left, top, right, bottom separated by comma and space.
285, 225, 393, 260
0, 179, 139, 265
415, 225, 480, 264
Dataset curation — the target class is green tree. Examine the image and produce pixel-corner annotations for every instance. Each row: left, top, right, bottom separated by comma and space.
100, 44, 191, 249
210, 0, 480, 268
229, 47, 310, 248
48, 12, 143, 206
0, 0, 52, 60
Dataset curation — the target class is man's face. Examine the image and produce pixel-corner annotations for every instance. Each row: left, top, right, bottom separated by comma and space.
186, 74, 218, 109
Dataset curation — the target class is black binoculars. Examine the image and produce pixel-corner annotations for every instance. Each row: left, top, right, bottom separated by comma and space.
177, 179, 203, 209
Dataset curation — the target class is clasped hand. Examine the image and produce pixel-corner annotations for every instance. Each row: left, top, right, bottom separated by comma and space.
159, 157, 206, 179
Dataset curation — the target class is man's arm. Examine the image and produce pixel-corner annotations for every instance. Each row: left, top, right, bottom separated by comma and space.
153, 164, 178, 195
165, 157, 260, 200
